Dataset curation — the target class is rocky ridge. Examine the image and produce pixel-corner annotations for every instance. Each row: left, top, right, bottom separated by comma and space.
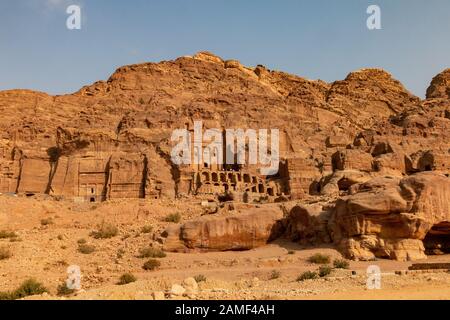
1, 51, 449, 261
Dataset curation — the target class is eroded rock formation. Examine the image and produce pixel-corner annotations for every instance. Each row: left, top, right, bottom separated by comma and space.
162, 206, 283, 252
331, 173, 450, 260
0, 51, 449, 260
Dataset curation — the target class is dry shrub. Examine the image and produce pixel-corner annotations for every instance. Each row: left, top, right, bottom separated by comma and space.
117, 273, 137, 285
138, 247, 166, 259
142, 259, 161, 271
90, 222, 118, 239
308, 253, 330, 264
0, 246, 12, 260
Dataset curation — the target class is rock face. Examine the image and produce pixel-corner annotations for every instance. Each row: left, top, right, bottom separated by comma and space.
331, 173, 450, 261
426, 69, 450, 99
327, 69, 420, 129
162, 206, 284, 251
0, 51, 431, 204
0, 51, 449, 260
282, 203, 332, 245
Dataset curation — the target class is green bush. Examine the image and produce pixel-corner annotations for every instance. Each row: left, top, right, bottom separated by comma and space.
0, 279, 49, 300
333, 258, 350, 269
318, 265, 333, 277
90, 222, 118, 239
138, 247, 166, 259
269, 270, 281, 280
297, 271, 318, 282
164, 213, 181, 223
78, 244, 95, 254
15, 279, 48, 298
0, 246, 12, 260
141, 225, 153, 234
194, 274, 207, 283
57, 282, 76, 296
77, 238, 87, 245
0, 291, 14, 300
117, 273, 137, 285
142, 259, 161, 271
308, 253, 330, 264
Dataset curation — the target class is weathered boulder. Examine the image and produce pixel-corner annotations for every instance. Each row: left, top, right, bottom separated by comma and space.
373, 152, 406, 176
169, 284, 186, 297
182, 277, 199, 295
337, 236, 426, 261
162, 206, 284, 252
332, 149, 373, 172
320, 170, 372, 197
331, 172, 450, 261
192, 51, 224, 64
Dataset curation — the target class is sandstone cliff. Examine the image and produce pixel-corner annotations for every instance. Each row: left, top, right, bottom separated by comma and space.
1, 51, 449, 261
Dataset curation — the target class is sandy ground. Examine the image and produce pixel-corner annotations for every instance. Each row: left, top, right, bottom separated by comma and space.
1, 195, 449, 300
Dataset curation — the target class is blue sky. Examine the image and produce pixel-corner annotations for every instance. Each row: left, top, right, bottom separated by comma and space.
0, 0, 449, 97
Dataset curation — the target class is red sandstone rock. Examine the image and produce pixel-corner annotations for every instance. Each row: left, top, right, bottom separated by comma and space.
0, 53, 449, 261
331, 173, 450, 261
426, 69, 450, 99
162, 206, 284, 252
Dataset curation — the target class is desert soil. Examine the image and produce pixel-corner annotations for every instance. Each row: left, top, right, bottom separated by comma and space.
1, 195, 449, 300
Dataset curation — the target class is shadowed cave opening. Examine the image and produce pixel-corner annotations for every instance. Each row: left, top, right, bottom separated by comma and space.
337, 178, 353, 191
423, 221, 450, 255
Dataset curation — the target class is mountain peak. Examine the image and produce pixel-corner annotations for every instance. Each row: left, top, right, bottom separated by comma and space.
426, 68, 450, 99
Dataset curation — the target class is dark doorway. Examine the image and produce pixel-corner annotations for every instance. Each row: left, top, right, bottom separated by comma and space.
423, 222, 450, 255
337, 178, 353, 191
